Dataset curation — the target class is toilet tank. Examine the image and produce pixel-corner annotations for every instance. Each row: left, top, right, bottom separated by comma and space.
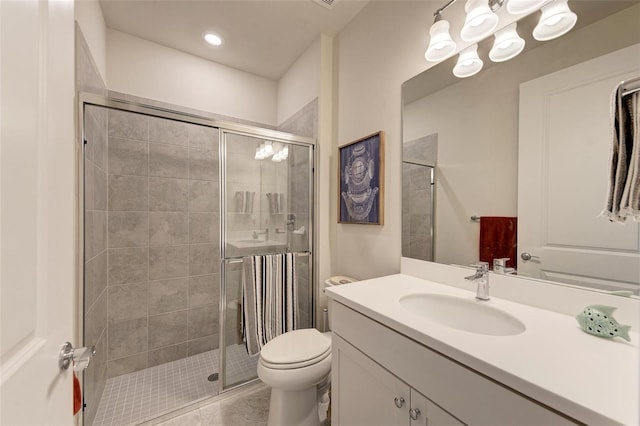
322, 276, 357, 331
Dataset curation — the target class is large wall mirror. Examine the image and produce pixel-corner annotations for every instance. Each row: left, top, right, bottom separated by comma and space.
402, 1, 640, 294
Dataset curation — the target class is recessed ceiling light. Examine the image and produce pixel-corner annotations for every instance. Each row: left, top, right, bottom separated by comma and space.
204, 32, 223, 46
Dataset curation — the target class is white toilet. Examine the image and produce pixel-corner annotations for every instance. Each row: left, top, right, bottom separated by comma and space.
257, 275, 357, 426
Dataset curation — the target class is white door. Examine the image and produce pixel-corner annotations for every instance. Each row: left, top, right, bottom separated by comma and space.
518, 44, 640, 291
1, 1, 77, 424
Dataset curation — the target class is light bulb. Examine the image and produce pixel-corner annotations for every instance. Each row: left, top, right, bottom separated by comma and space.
533, 0, 577, 41
263, 141, 274, 157
453, 44, 483, 78
204, 33, 223, 46
461, 0, 499, 42
489, 23, 525, 62
425, 17, 457, 62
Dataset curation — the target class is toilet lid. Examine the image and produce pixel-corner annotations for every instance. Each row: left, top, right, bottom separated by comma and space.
260, 329, 331, 369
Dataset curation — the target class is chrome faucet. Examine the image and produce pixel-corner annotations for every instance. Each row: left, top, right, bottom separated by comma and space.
252, 229, 269, 241
464, 262, 490, 301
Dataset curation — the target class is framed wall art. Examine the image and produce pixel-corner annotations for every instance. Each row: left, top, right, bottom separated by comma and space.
338, 131, 385, 225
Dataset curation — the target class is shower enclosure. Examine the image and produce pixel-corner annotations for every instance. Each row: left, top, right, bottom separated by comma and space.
80, 94, 315, 426
402, 134, 437, 261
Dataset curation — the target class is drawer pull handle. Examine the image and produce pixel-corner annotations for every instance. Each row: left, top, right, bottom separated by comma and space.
394, 396, 405, 408
409, 408, 421, 421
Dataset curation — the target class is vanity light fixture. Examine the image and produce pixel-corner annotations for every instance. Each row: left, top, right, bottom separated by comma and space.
460, 0, 500, 42
532, 0, 577, 41
255, 141, 288, 162
425, 12, 457, 62
489, 22, 525, 62
506, 0, 547, 15
453, 44, 483, 78
255, 141, 274, 160
425, 0, 577, 78
204, 32, 223, 46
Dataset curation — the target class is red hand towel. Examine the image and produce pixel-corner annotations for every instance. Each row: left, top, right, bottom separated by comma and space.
73, 371, 82, 415
479, 216, 517, 270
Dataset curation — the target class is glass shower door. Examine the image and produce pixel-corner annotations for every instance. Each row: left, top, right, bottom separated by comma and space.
402, 162, 435, 261
220, 131, 313, 389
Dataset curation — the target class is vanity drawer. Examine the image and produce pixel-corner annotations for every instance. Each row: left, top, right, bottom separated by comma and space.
331, 301, 578, 426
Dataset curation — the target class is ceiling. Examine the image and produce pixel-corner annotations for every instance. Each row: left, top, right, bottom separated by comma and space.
99, 0, 370, 81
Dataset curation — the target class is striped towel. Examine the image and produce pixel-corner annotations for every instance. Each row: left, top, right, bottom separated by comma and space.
602, 83, 640, 222
242, 253, 298, 356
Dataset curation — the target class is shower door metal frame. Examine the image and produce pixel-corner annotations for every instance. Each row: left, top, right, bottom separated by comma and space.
218, 128, 316, 391
76, 92, 317, 421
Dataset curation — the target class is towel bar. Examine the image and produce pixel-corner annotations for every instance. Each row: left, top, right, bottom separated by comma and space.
223, 251, 311, 263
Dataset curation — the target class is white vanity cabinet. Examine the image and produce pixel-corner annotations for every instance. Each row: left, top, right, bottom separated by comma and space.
333, 332, 463, 425
330, 301, 577, 426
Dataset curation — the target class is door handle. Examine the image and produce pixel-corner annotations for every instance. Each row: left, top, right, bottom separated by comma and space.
59, 341, 95, 371
520, 252, 540, 261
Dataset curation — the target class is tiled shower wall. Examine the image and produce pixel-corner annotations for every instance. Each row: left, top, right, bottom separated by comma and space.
104, 109, 220, 378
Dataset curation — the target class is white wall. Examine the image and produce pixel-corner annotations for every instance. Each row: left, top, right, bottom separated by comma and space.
75, 0, 107, 82
107, 29, 278, 126
335, 1, 438, 279
277, 37, 321, 125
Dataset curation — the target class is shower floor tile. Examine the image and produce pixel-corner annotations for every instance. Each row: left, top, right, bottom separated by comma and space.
225, 344, 260, 386
92, 345, 259, 426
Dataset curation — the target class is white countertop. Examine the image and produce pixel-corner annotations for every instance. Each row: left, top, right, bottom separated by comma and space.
326, 274, 639, 425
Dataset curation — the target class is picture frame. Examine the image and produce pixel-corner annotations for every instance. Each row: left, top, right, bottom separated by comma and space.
338, 131, 385, 225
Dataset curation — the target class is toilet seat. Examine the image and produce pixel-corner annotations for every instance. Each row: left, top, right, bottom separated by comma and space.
260, 329, 331, 370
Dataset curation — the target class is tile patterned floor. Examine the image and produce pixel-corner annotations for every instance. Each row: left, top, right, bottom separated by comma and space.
93, 345, 259, 426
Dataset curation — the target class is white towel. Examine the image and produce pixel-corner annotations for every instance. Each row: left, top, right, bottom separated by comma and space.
602, 83, 640, 222
242, 253, 298, 356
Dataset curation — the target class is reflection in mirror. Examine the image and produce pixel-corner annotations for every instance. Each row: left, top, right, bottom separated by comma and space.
402, 1, 640, 294
402, 135, 437, 261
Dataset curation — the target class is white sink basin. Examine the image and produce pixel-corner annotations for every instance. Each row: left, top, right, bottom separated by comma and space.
399, 293, 526, 336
